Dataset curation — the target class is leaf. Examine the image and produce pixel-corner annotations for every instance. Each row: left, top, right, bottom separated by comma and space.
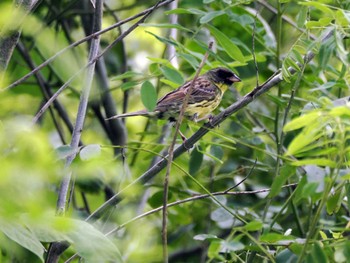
146, 31, 178, 47
299, 2, 333, 16
326, 187, 345, 214
55, 145, 75, 159
200, 10, 225, 24
311, 242, 328, 263
268, 165, 296, 198
0, 221, 45, 262
160, 66, 184, 85
207, 25, 245, 63
111, 71, 142, 81
283, 111, 322, 132
244, 221, 263, 231
260, 233, 287, 243
193, 234, 219, 241
80, 144, 101, 161
291, 158, 336, 168
148, 191, 172, 208
140, 23, 193, 33
189, 146, 204, 175
141, 81, 157, 111
165, 8, 206, 15
67, 219, 122, 262
220, 240, 244, 252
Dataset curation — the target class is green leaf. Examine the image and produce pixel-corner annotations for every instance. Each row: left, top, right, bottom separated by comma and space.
284, 111, 322, 132
193, 234, 219, 241
244, 220, 263, 231
189, 146, 204, 175
220, 240, 244, 252
80, 144, 101, 161
268, 165, 296, 198
299, 2, 333, 16
200, 10, 225, 24
291, 158, 336, 168
55, 145, 75, 159
326, 187, 345, 214
146, 31, 178, 47
260, 233, 287, 243
160, 66, 184, 85
140, 23, 193, 33
0, 221, 45, 262
67, 219, 122, 262
111, 71, 142, 81
207, 25, 245, 63
141, 81, 157, 111
165, 8, 205, 15
148, 191, 172, 208
120, 80, 138, 91
311, 242, 328, 263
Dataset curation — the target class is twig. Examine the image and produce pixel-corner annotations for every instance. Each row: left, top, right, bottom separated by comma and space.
106, 183, 299, 237
224, 158, 257, 193
2, 0, 174, 91
161, 41, 213, 263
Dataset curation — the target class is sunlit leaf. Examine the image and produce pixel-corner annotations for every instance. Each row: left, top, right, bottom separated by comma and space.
207, 25, 245, 63
0, 221, 45, 262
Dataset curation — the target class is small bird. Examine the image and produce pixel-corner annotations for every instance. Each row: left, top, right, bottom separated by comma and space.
106, 67, 241, 123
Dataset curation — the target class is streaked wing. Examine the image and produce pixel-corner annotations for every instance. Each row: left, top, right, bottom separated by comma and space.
156, 77, 219, 112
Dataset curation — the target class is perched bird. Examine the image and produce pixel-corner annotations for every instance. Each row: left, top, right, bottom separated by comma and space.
106, 67, 241, 123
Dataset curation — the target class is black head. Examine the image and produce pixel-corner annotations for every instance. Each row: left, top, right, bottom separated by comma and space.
207, 67, 241, 86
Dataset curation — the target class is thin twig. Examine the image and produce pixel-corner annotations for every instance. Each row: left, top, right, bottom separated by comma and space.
224, 158, 257, 193
106, 183, 299, 237
161, 41, 213, 263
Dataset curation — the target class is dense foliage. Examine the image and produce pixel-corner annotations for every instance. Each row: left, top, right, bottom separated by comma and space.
0, 0, 350, 262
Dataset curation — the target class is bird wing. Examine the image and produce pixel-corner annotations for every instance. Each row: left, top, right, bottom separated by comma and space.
156, 77, 219, 112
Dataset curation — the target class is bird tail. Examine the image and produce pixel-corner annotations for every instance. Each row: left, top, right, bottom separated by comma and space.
105, 110, 150, 121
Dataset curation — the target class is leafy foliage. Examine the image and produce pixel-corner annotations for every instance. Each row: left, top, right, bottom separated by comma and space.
1, 0, 350, 262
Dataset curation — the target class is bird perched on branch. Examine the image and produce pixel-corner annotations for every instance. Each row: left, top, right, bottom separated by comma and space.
106, 67, 241, 123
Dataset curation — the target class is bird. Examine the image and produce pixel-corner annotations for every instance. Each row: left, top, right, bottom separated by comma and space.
106, 67, 241, 123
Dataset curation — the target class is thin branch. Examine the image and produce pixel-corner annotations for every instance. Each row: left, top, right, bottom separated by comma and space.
2, 0, 174, 91
161, 41, 212, 263
106, 183, 299, 237
56, 0, 103, 215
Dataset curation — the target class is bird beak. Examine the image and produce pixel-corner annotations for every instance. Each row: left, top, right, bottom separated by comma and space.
229, 75, 241, 83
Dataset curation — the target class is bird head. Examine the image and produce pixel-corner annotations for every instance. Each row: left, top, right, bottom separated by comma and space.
207, 67, 241, 86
